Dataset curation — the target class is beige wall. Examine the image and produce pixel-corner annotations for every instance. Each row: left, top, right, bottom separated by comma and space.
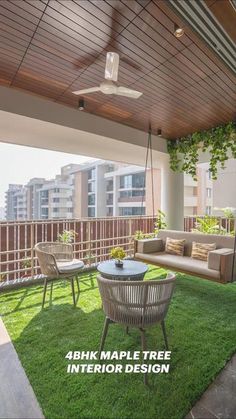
213, 159, 236, 213
197, 167, 205, 214
145, 168, 161, 216
74, 171, 88, 218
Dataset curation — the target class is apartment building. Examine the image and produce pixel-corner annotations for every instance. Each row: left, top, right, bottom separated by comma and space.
39, 182, 73, 219
5, 159, 234, 221
5, 184, 25, 220
0, 207, 5, 220
211, 158, 236, 216
38, 164, 80, 219
184, 164, 213, 216
4, 164, 80, 221
26, 178, 45, 220
74, 160, 161, 218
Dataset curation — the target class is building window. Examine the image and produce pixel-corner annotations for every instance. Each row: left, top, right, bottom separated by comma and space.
120, 175, 132, 189
41, 208, 48, 216
119, 207, 145, 216
206, 206, 212, 215
54, 188, 60, 193
88, 168, 95, 180
41, 198, 48, 205
41, 191, 48, 198
53, 197, 60, 203
88, 182, 95, 193
106, 164, 114, 173
88, 194, 95, 205
88, 207, 95, 217
120, 173, 145, 189
207, 170, 212, 180
132, 173, 145, 188
107, 207, 113, 216
106, 194, 113, 205
106, 180, 113, 191
53, 208, 59, 212
206, 188, 211, 198
120, 190, 145, 198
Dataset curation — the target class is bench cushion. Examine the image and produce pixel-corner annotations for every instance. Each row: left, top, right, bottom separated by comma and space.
135, 252, 220, 280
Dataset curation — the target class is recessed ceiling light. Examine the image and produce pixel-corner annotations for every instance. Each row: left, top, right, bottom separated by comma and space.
78, 98, 85, 110
174, 23, 185, 38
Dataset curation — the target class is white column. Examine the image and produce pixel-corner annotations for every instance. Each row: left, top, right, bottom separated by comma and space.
161, 157, 184, 231
113, 175, 119, 216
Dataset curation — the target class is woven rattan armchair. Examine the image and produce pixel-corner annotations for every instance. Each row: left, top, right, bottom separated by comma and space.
35, 242, 84, 308
97, 272, 176, 384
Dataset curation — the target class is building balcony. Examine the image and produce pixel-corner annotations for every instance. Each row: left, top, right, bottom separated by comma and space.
118, 196, 144, 203
106, 185, 113, 192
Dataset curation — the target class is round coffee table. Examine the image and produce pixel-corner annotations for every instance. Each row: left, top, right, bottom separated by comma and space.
97, 260, 148, 281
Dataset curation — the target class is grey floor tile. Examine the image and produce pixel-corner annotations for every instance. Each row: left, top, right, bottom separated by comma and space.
186, 353, 236, 419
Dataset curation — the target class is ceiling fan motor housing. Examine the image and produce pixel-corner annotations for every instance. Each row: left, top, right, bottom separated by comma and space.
100, 80, 117, 94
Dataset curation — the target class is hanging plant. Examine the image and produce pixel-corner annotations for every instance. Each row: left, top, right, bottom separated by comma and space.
167, 122, 236, 180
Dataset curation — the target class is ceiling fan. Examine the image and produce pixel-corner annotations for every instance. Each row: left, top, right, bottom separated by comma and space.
72, 52, 143, 99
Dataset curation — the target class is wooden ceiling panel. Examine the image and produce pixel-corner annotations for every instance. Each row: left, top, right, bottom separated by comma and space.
18, 0, 46, 13
0, 0, 235, 139
0, 1, 42, 25
0, 4, 40, 31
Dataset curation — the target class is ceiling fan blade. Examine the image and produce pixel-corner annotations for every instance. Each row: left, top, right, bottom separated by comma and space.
105, 52, 119, 81
72, 87, 100, 95
120, 56, 142, 71
116, 86, 143, 99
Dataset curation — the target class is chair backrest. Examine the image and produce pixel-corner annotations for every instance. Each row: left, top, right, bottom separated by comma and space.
97, 272, 176, 328
35, 242, 73, 278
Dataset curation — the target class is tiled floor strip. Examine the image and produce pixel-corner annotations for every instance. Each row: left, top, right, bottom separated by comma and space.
186, 354, 236, 419
0, 317, 44, 419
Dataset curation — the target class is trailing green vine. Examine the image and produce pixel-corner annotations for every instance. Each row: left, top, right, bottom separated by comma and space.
167, 122, 236, 180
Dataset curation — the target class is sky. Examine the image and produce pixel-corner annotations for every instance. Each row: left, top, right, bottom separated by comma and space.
0, 142, 94, 207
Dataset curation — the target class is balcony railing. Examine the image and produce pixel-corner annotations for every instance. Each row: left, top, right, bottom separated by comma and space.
0, 216, 235, 283
184, 216, 235, 234
0, 216, 155, 281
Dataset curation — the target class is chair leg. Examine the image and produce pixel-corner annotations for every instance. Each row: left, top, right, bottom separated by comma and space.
99, 317, 110, 358
42, 278, 48, 308
161, 320, 169, 350
71, 277, 76, 307
76, 276, 80, 293
140, 328, 148, 386
90, 273, 94, 288
49, 281, 54, 305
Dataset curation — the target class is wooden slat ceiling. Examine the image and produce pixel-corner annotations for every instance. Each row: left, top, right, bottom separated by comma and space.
0, 0, 235, 139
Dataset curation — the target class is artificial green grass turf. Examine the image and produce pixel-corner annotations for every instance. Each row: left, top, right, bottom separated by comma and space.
0, 265, 236, 419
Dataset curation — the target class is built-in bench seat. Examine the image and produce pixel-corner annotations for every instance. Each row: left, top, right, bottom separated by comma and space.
134, 230, 235, 283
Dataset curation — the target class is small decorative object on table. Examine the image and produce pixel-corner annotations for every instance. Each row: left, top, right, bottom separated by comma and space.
110, 247, 126, 268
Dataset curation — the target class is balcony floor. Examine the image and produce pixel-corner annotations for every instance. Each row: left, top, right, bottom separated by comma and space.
0, 266, 236, 419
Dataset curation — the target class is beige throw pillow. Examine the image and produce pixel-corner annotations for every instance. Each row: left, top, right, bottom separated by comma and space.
191, 242, 216, 261
165, 237, 185, 256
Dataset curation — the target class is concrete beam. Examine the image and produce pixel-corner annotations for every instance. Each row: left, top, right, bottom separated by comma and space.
0, 86, 167, 154
0, 110, 167, 169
